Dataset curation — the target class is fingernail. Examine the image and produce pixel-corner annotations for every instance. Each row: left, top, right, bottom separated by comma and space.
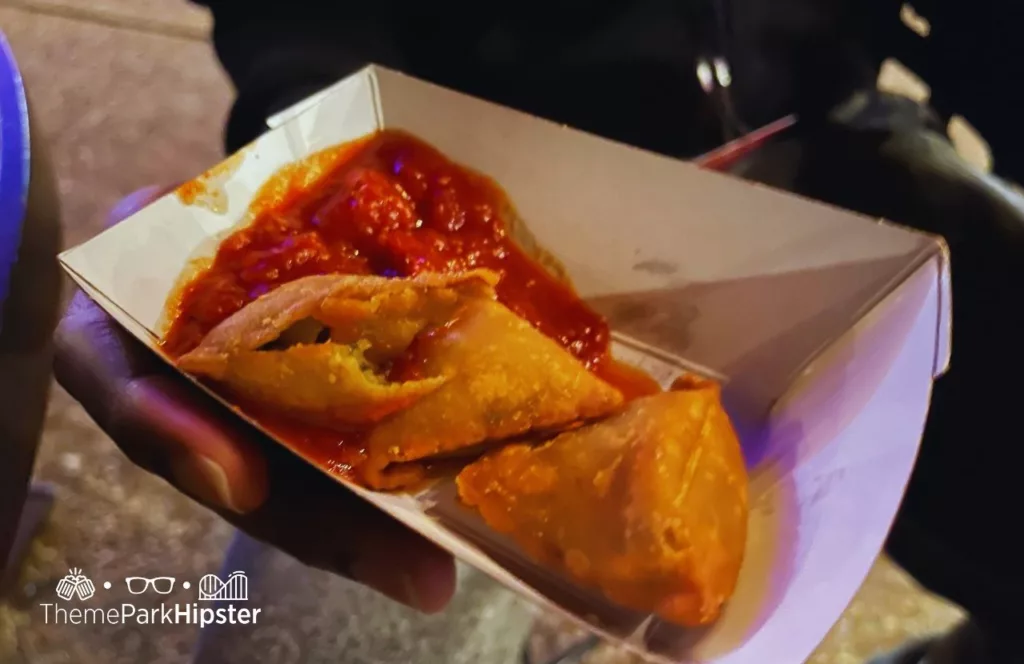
349, 559, 422, 610
168, 454, 243, 514
401, 574, 424, 612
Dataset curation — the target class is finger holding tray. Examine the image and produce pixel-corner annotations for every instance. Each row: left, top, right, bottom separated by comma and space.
58, 66, 950, 664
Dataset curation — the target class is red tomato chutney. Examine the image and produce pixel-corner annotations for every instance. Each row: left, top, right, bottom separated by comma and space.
163, 130, 658, 475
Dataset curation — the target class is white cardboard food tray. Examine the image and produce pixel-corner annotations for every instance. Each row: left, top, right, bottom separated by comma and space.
60, 65, 951, 664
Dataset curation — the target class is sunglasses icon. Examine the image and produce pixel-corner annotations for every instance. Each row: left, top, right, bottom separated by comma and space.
125, 577, 176, 595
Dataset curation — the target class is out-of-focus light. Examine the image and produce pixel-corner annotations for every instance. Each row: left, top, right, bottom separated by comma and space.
696, 60, 714, 93
901, 4, 931, 37
713, 58, 732, 88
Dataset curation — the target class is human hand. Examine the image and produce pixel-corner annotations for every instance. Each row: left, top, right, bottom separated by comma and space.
53, 186, 456, 613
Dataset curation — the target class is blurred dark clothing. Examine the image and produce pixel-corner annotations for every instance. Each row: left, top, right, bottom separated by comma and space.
198, 1, 722, 158
194, 1, 1024, 181
193, 0, 1022, 646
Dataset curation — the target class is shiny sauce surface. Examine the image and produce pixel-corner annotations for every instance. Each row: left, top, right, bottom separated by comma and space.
163, 130, 658, 476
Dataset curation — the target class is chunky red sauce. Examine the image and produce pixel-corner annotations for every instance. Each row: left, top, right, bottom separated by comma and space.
164, 130, 658, 474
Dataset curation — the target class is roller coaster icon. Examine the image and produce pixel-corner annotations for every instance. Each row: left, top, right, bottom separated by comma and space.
197, 571, 249, 602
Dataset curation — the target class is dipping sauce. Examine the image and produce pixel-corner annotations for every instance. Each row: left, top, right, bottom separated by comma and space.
164, 130, 659, 476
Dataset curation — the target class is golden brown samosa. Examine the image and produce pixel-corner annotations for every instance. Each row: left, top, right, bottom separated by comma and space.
360, 297, 625, 489
456, 376, 748, 627
176, 270, 500, 427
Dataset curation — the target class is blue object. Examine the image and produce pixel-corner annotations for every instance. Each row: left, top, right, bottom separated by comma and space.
0, 30, 31, 333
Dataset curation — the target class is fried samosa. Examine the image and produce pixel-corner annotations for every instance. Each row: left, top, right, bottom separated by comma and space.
456, 376, 748, 627
176, 270, 624, 488
177, 270, 500, 426
360, 297, 625, 489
